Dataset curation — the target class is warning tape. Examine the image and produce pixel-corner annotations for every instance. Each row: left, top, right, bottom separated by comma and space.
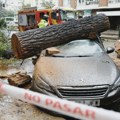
0, 81, 120, 120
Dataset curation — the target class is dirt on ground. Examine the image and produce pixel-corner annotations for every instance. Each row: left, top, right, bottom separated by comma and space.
0, 95, 64, 120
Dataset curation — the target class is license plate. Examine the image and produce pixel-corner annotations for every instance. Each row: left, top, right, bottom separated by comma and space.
74, 99, 100, 106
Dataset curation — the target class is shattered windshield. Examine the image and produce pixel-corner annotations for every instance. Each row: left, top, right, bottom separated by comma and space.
54, 39, 103, 57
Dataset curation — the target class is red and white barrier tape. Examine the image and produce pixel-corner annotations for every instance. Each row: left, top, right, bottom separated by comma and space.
0, 81, 120, 120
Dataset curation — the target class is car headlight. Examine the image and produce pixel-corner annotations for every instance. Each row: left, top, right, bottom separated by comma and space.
108, 77, 120, 97
111, 77, 120, 90
34, 76, 53, 92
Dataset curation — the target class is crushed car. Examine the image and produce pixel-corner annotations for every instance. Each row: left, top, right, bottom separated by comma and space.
31, 35, 120, 112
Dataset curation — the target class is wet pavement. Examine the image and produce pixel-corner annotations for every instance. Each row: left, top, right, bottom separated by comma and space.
0, 40, 119, 120
0, 95, 64, 120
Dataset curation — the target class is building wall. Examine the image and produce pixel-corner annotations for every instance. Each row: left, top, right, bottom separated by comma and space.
99, 0, 108, 7
70, 0, 77, 9
76, 0, 120, 10
57, 0, 120, 30
63, 0, 70, 7
58, 0, 77, 9
58, 0, 63, 6
31, 0, 59, 8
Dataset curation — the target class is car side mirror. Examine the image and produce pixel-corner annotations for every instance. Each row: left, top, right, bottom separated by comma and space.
106, 47, 114, 54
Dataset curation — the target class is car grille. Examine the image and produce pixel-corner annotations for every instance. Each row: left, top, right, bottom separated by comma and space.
57, 86, 109, 98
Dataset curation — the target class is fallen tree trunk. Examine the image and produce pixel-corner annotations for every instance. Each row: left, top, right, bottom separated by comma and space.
11, 14, 110, 59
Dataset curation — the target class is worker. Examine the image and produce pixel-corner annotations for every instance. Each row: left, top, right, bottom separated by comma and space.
51, 11, 58, 25
38, 15, 49, 28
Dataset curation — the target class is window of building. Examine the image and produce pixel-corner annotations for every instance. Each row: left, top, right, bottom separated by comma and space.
78, 0, 98, 5
63, 0, 70, 6
79, 0, 84, 4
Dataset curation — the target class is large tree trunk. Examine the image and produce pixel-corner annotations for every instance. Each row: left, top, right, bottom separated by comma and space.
11, 14, 110, 59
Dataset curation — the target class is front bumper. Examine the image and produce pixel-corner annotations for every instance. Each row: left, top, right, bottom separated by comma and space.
31, 81, 120, 109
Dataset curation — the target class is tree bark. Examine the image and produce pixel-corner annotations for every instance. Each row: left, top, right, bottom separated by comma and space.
11, 14, 110, 59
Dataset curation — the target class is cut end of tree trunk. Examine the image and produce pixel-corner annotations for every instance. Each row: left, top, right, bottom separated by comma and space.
11, 34, 23, 59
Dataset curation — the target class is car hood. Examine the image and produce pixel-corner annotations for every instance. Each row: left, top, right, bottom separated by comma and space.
34, 54, 120, 86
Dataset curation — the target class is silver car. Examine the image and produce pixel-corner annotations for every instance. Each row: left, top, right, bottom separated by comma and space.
31, 36, 120, 111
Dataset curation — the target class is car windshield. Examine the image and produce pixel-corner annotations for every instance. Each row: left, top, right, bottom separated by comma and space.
60, 10, 67, 21
60, 10, 76, 20
66, 11, 76, 19
54, 39, 103, 57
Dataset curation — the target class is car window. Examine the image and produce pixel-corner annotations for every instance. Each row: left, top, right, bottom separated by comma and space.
55, 39, 103, 57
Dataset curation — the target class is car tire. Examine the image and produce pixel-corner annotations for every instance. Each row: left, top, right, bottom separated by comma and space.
113, 104, 120, 112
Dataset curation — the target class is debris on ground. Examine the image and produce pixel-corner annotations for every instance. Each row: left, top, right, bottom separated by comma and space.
8, 72, 32, 87
1, 72, 32, 88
